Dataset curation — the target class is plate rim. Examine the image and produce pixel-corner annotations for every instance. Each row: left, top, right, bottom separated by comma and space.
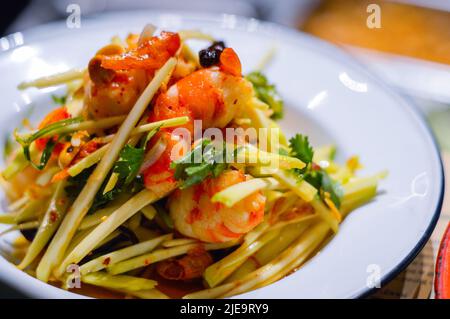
358, 92, 445, 298
0, 10, 445, 299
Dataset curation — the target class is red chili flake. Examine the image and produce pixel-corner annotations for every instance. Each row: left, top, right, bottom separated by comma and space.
49, 210, 59, 223
144, 259, 150, 265
102, 257, 111, 266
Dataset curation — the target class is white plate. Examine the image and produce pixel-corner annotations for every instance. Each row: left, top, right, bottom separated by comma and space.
0, 11, 444, 299
345, 47, 450, 106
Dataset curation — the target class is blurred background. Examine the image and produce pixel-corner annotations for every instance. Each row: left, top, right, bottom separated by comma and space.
0, 0, 449, 298
2, 0, 449, 150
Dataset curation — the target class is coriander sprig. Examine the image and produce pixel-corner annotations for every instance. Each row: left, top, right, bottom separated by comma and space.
171, 139, 229, 189
289, 133, 343, 208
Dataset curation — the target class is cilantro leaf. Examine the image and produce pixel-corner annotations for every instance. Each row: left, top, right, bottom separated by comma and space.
34, 138, 58, 170
65, 128, 160, 213
289, 134, 314, 165
92, 175, 143, 213
112, 126, 160, 186
113, 145, 145, 185
302, 169, 321, 189
171, 140, 229, 189
246, 71, 284, 120
65, 165, 144, 214
29, 135, 65, 170
320, 171, 343, 208
303, 169, 343, 208
288, 134, 342, 208
15, 116, 83, 170
51, 94, 67, 105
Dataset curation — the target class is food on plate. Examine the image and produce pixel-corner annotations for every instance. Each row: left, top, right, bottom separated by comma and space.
0, 24, 384, 299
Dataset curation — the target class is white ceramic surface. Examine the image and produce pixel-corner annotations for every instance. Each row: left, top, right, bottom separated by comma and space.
0, 11, 444, 299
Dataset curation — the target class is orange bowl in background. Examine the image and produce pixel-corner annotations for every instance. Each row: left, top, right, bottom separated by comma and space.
301, 0, 450, 66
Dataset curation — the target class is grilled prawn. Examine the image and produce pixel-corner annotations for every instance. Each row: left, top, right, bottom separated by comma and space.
148, 65, 253, 133
168, 170, 266, 243
142, 51, 253, 193
84, 32, 180, 119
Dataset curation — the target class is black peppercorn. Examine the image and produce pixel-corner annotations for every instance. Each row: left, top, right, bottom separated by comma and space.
199, 49, 220, 67
199, 41, 226, 68
210, 41, 225, 51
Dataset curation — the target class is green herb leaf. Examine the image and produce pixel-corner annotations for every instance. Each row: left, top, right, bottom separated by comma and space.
79, 127, 160, 211
171, 140, 229, 189
140, 126, 161, 149
113, 145, 145, 186
303, 169, 343, 208
246, 71, 284, 120
93, 176, 143, 213
289, 134, 342, 208
32, 138, 57, 170
14, 116, 83, 170
320, 170, 343, 208
15, 117, 82, 148
65, 166, 144, 214
112, 126, 160, 186
52, 94, 67, 105
3, 136, 14, 161
154, 202, 174, 230
289, 134, 314, 165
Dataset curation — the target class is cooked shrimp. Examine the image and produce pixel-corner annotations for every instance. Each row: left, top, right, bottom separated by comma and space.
168, 170, 266, 243
83, 32, 180, 119
149, 67, 253, 133
142, 131, 188, 196
100, 31, 180, 71
170, 56, 197, 83
84, 63, 149, 119
143, 59, 253, 193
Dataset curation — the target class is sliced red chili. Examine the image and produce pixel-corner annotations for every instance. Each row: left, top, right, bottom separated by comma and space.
219, 48, 242, 76
35, 107, 70, 155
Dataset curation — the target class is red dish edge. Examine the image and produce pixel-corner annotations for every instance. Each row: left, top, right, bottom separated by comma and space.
435, 222, 450, 299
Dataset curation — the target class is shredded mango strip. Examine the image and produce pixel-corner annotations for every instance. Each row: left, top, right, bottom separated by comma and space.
37, 58, 177, 282
18, 182, 69, 269
18, 69, 85, 90
80, 234, 172, 275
